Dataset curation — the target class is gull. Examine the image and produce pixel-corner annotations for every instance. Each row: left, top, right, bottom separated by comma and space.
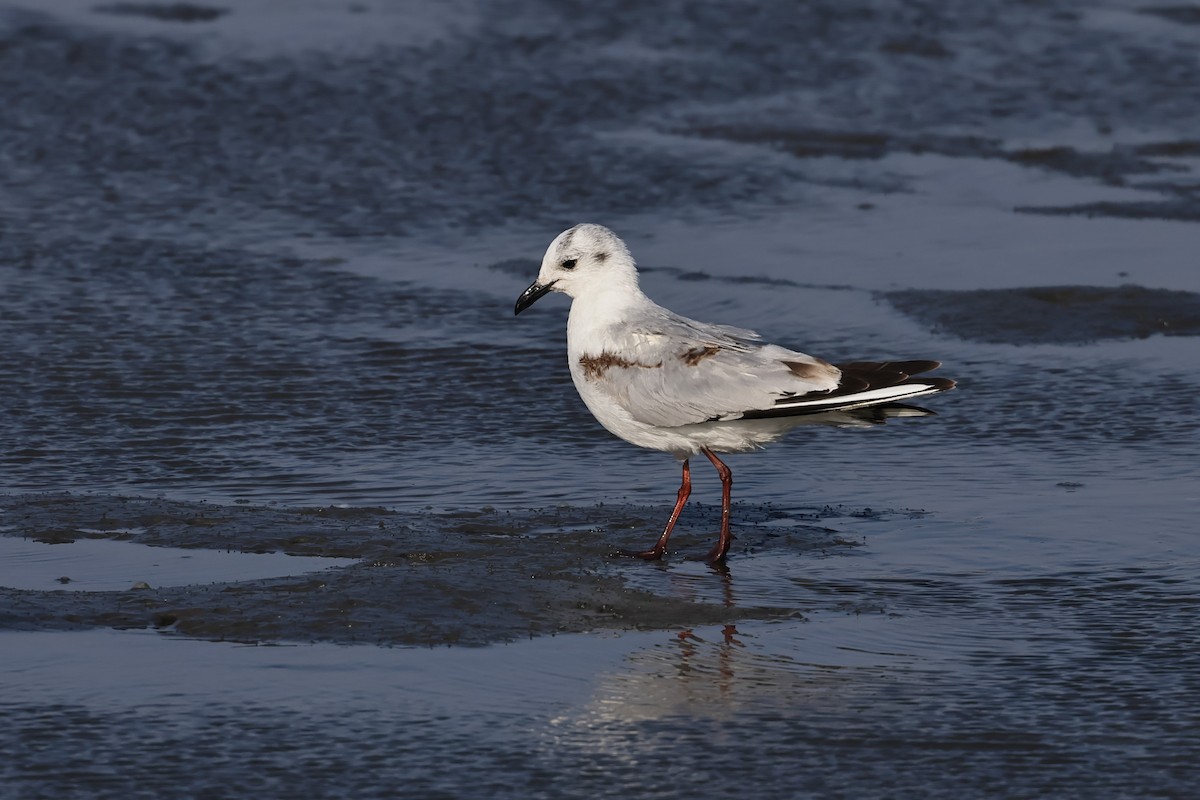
514, 223, 955, 564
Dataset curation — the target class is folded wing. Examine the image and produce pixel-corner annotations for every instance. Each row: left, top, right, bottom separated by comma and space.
586, 314, 954, 428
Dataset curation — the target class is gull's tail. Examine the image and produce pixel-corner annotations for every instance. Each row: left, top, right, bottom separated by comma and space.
741, 360, 955, 419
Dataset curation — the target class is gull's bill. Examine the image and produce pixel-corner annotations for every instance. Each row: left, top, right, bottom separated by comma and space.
514, 279, 557, 316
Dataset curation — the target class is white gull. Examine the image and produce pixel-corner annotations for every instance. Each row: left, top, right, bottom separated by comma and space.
515, 223, 955, 563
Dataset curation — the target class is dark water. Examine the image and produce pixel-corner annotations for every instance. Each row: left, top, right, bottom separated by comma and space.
2, 1, 1200, 797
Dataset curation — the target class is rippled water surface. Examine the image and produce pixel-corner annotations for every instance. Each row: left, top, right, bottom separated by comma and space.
2, 0, 1199, 797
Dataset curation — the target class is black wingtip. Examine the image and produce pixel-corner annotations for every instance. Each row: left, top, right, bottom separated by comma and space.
833, 360, 954, 394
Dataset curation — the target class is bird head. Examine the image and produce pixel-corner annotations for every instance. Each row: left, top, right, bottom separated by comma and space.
514, 223, 638, 315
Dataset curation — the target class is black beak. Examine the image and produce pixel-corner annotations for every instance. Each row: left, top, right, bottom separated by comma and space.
514, 279, 556, 316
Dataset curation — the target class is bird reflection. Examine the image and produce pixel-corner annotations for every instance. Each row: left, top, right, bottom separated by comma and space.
674, 624, 748, 696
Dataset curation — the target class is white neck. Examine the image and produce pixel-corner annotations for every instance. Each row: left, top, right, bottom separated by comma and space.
566, 284, 654, 355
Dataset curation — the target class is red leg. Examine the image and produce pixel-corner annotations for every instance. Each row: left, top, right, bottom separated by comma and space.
701, 447, 733, 564
622, 459, 691, 560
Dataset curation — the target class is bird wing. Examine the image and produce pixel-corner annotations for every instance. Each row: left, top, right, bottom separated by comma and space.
582, 311, 842, 428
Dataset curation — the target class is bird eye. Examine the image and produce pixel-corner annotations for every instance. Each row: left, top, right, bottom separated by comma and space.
561, 258, 577, 270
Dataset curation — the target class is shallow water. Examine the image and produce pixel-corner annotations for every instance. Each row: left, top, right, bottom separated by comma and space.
0, 535, 356, 592
2, 0, 1199, 797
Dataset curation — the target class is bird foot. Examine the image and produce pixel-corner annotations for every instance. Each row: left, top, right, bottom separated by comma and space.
615, 547, 666, 561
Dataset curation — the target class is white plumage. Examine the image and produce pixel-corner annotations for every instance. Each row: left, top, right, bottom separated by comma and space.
515, 223, 954, 563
